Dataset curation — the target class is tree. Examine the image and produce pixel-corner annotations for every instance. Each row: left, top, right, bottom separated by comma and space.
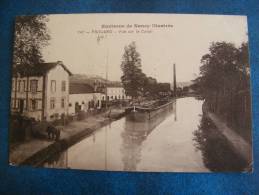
12, 15, 50, 112
121, 42, 145, 98
144, 76, 158, 96
195, 42, 240, 108
13, 15, 50, 76
193, 41, 251, 134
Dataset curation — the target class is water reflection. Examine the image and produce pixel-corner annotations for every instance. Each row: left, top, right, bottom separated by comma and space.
44, 150, 68, 169
41, 97, 240, 172
120, 101, 175, 171
193, 114, 247, 172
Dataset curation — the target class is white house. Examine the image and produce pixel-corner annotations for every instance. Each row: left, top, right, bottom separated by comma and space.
106, 84, 131, 101
11, 61, 72, 121
68, 83, 105, 115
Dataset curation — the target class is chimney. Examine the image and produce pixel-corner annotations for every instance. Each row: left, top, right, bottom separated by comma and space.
173, 63, 177, 95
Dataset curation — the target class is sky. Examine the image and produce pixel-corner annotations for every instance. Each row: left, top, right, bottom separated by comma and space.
42, 14, 248, 83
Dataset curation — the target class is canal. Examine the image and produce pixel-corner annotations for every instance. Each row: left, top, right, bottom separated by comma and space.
43, 97, 247, 172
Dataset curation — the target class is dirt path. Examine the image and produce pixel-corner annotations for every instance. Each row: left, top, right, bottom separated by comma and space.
9, 108, 125, 166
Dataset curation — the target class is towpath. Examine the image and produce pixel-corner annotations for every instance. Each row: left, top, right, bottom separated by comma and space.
9, 108, 125, 165
204, 105, 252, 164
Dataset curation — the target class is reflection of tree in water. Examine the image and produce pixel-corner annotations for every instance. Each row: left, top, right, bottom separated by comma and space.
120, 120, 147, 171
193, 115, 247, 172
120, 103, 175, 171
43, 150, 68, 169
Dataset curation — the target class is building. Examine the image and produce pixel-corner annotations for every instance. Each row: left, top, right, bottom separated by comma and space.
157, 83, 172, 97
68, 83, 105, 115
106, 84, 131, 101
11, 61, 72, 121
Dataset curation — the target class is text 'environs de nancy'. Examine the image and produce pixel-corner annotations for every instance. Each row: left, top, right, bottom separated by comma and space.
101, 24, 174, 28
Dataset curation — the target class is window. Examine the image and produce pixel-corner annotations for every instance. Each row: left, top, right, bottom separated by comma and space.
31, 99, 37, 111
17, 99, 25, 110
54, 113, 59, 119
14, 99, 17, 108
51, 80, 56, 93
20, 81, 24, 92
61, 98, 65, 108
30, 80, 38, 93
23, 80, 26, 92
61, 81, 66, 92
69, 103, 72, 107
18, 80, 21, 92
50, 98, 55, 109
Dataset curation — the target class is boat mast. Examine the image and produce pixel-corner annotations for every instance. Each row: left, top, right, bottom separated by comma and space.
105, 49, 109, 109
173, 63, 177, 96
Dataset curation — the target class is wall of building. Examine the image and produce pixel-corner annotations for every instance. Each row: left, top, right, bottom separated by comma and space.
10, 70, 130, 121
45, 65, 69, 121
68, 93, 93, 115
11, 76, 44, 121
106, 87, 131, 100
93, 93, 105, 105
68, 93, 105, 115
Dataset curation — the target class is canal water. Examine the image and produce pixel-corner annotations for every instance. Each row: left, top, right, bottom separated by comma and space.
43, 97, 247, 172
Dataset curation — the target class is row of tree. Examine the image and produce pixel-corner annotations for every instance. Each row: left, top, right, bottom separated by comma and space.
192, 41, 251, 137
120, 42, 171, 99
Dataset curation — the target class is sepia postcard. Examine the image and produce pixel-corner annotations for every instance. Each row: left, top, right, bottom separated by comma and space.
9, 13, 252, 172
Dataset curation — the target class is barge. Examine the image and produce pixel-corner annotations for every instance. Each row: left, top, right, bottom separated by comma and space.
125, 99, 175, 121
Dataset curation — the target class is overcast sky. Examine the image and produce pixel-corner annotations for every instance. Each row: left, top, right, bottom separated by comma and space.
42, 14, 248, 83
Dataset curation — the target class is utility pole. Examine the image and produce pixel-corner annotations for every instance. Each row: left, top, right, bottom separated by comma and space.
173, 63, 177, 96
95, 34, 109, 110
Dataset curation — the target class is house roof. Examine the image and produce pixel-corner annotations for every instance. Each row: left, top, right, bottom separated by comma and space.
69, 83, 95, 94
15, 61, 72, 77
106, 82, 123, 88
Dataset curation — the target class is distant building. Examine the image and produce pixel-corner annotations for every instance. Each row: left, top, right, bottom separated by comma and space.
157, 83, 172, 96
106, 83, 131, 101
68, 83, 105, 115
11, 61, 72, 121
91, 81, 131, 101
